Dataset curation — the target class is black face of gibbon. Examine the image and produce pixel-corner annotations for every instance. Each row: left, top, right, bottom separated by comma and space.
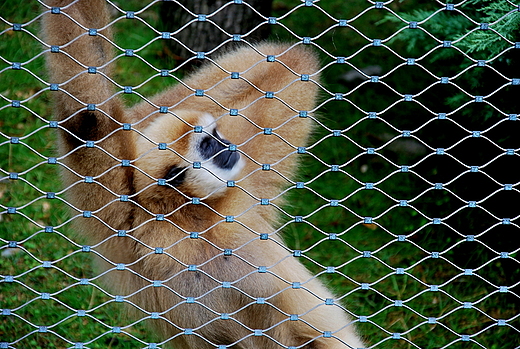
199, 130, 240, 170
163, 130, 240, 187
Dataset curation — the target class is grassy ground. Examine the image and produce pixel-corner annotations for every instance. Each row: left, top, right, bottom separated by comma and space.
1, 0, 518, 348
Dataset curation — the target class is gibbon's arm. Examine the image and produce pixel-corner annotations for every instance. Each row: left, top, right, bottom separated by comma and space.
42, 0, 126, 151
42, 0, 134, 237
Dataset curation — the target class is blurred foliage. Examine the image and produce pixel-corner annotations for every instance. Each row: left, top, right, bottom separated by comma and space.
381, 0, 520, 120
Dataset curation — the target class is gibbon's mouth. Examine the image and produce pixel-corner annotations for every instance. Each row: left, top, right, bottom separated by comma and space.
199, 130, 240, 170
215, 150, 240, 170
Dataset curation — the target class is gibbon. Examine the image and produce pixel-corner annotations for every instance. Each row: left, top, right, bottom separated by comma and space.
41, 0, 365, 348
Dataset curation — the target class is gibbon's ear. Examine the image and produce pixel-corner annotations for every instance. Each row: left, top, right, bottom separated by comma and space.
134, 110, 244, 203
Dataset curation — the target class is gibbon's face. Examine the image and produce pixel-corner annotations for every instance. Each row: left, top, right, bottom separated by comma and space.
134, 110, 244, 201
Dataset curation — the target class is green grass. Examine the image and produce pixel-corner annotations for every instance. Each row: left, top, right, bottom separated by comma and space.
1, 0, 518, 348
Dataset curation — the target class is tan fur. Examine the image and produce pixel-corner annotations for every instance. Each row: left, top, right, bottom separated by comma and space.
42, 1, 365, 348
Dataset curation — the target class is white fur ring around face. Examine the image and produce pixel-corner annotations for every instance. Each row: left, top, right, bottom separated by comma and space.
138, 111, 244, 197
186, 113, 245, 196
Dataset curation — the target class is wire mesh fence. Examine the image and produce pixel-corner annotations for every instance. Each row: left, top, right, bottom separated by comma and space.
1, 0, 519, 348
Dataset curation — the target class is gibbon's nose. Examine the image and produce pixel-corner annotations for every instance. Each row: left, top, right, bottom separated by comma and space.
199, 132, 240, 170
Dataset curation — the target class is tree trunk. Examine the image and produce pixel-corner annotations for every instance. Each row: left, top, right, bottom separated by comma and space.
160, 0, 273, 61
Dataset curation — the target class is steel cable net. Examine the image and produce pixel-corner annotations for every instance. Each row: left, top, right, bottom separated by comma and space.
1, 0, 519, 348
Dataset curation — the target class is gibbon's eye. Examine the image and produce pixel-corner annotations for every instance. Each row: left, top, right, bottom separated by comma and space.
199, 130, 240, 170
164, 166, 186, 186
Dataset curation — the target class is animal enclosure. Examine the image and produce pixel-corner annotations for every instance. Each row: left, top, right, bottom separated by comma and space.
1, 0, 519, 348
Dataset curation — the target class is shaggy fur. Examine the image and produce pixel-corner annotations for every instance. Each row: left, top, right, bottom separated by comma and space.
42, 0, 365, 348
